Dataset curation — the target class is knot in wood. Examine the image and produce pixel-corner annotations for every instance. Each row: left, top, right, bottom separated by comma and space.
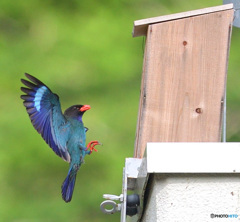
195, 108, 203, 114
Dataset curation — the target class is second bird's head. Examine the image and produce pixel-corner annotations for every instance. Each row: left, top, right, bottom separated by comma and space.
64, 105, 91, 119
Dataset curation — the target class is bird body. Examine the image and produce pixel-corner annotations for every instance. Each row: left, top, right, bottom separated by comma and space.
21, 73, 100, 202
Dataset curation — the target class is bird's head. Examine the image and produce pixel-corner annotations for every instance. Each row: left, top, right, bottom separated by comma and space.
64, 104, 91, 121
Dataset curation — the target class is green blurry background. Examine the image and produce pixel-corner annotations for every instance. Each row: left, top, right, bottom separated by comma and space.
1, 0, 240, 221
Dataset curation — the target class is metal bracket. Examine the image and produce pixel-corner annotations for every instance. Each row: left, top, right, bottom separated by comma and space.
100, 158, 143, 222
223, 0, 240, 28
100, 194, 123, 214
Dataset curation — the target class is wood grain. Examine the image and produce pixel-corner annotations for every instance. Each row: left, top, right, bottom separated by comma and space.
134, 9, 234, 158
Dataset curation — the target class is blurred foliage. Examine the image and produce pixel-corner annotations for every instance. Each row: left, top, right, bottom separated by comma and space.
1, 0, 240, 221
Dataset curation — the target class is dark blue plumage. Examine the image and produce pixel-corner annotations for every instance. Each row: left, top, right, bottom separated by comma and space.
21, 73, 101, 202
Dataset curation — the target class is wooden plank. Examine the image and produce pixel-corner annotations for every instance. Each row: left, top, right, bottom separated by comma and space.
132, 4, 233, 37
134, 9, 234, 158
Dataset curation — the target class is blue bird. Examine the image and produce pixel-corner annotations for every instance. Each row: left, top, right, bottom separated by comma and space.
20, 73, 101, 202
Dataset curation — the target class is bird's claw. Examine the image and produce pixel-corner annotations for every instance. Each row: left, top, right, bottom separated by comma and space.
85, 140, 102, 154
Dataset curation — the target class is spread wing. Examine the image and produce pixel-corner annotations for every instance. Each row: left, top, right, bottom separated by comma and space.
20, 73, 70, 162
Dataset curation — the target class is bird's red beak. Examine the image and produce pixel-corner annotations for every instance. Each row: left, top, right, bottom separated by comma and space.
80, 105, 91, 112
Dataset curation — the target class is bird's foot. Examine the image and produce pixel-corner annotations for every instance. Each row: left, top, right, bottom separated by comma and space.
85, 140, 102, 154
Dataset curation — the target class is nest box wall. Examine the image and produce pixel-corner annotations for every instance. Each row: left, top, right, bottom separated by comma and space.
133, 5, 234, 158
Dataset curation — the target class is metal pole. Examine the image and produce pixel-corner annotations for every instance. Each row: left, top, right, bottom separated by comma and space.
222, 90, 227, 142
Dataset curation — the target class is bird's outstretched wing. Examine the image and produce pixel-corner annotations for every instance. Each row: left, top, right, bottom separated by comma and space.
21, 73, 70, 162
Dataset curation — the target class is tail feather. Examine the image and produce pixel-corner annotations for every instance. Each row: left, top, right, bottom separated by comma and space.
61, 167, 77, 202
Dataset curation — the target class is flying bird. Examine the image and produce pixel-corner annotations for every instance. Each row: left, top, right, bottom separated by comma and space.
20, 73, 101, 202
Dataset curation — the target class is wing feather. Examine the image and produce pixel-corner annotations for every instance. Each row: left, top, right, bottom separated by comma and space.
21, 73, 70, 162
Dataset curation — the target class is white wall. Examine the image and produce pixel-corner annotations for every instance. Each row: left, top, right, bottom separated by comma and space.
141, 173, 240, 222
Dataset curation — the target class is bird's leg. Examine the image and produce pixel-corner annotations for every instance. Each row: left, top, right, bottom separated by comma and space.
85, 140, 102, 154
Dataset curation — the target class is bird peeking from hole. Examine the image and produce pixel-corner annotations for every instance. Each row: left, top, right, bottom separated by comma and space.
20, 73, 102, 202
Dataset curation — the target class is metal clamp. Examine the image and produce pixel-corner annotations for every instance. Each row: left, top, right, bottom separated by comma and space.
100, 194, 123, 214
100, 159, 143, 222
100, 200, 121, 214
223, 0, 240, 28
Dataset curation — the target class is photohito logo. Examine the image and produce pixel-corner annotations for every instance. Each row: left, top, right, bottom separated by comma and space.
210, 214, 238, 219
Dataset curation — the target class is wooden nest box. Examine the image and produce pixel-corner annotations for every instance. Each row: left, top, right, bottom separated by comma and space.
132, 4, 234, 158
